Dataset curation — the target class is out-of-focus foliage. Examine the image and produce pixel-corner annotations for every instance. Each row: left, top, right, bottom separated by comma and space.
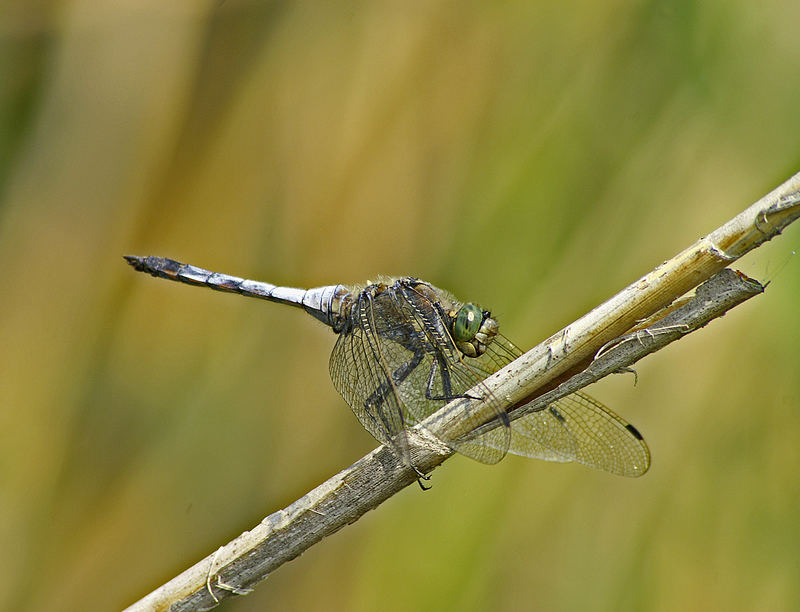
1, 1, 799, 610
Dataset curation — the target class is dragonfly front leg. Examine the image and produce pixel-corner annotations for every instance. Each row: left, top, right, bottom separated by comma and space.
362, 346, 433, 488
392, 333, 479, 403
364, 349, 425, 413
424, 354, 481, 402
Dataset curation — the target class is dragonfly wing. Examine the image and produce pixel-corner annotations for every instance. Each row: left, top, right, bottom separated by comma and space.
507, 392, 650, 477
329, 296, 411, 464
457, 337, 649, 476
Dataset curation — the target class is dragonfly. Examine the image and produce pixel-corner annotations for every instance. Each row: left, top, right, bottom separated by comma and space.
125, 255, 650, 478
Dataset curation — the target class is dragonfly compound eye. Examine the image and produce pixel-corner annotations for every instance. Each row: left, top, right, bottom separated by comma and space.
453, 303, 483, 342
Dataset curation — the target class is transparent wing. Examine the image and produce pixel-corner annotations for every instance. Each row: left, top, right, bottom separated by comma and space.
331, 280, 649, 476
506, 392, 650, 477
458, 335, 650, 476
329, 292, 412, 463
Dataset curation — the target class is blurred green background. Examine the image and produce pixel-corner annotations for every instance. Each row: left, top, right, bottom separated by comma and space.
2, 1, 799, 610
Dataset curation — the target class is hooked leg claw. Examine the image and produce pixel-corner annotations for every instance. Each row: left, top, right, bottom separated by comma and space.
412, 465, 432, 490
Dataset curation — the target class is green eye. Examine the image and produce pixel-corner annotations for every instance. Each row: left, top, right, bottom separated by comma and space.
453, 303, 482, 342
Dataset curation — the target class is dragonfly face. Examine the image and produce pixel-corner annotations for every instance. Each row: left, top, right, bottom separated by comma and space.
126, 256, 650, 477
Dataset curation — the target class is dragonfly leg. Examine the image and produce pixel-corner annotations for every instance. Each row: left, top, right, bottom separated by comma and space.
412, 464, 432, 491
361, 347, 427, 461
424, 356, 481, 402
361, 347, 440, 485
364, 346, 425, 411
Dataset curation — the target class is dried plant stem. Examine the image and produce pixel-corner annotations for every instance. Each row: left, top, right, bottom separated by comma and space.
125, 172, 800, 612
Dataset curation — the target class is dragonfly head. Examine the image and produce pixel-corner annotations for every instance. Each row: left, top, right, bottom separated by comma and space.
452, 303, 499, 358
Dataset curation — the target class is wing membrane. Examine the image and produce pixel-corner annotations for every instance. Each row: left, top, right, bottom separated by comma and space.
329, 293, 411, 462
330, 279, 649, 476
456, 336, 650, 476
506, 392, 650, 476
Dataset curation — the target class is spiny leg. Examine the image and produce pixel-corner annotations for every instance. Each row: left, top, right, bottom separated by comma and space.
363, 345, 425, 417
412, 464, 431, 491
362, 345, 433, 488
424, 354, 481, 402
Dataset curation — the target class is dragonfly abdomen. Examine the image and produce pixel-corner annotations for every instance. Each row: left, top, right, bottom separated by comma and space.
124, 255, 346, 328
